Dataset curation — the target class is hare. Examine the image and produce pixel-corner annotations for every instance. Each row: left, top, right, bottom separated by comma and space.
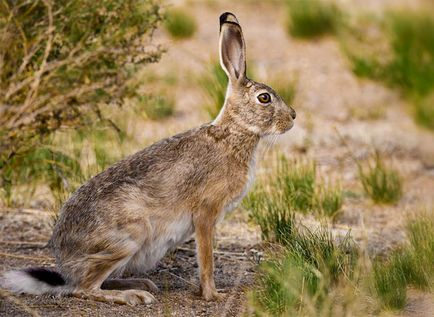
1, 12, 296, 305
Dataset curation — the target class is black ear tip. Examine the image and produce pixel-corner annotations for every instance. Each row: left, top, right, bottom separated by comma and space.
219, 12, 239, 26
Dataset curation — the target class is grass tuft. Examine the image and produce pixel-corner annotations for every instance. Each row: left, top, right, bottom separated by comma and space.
136, 95, 174, 120
286, 0, 342, 38
317, 181, 343, 219
164, 8, 197, 39
358, 152, 402, 204
276, 157, 317, 214
251, 223, 359, 316
372, 211, 434, 310
244, 155, 343, 222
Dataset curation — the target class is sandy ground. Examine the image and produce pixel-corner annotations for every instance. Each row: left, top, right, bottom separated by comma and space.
1, 0, 434, 316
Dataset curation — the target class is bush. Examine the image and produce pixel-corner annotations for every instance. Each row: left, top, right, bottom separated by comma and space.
286, 0, 342, 38
164, 8, 197, 39
0, 0, 164, 183
358, 152, 402, 204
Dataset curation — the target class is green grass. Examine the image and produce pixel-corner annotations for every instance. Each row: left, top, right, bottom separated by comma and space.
348, 11, 434, 130
0, 145, 82, 207
317, 182, 343, 219
372, 252, 408, 310
243, 186, 296, 243
286, 0, 342, 38
164, 8, 197, 39
248, 192, 434, 316
244, 155, 343, 222
276, 157, 317, 213
372, 211, 434, 310
250, 222, 359, 316
358, 152, 402, 204
136, 94, 174, 120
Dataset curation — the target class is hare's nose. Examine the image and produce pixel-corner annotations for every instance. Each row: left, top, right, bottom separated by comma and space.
290, 108, 296, 120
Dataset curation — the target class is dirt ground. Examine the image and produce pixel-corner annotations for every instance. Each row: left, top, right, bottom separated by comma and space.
1, 0, 434, 316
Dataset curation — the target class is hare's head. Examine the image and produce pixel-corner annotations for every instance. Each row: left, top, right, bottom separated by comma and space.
213, 12, 296, 136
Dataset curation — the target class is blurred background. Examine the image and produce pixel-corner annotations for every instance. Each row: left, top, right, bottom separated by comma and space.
1, 0, 434, 316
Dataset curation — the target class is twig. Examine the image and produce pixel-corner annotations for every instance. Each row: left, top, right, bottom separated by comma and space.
13, 0, 55, 125
163, 271, 200, 290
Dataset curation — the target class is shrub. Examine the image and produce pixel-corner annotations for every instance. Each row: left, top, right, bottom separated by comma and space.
0, 0, 164, 185
164, 8, 197, 39
358, 152, 402, 204
286, 0, 342, 38
0, 144, 82, 206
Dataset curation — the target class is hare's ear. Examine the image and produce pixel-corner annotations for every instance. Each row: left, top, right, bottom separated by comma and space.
219, 12, 246, 84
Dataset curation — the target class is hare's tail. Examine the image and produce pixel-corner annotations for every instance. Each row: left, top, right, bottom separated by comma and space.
1, 267, 69, 295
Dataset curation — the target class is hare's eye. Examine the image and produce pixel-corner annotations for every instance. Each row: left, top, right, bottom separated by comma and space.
257, 93, 271, 104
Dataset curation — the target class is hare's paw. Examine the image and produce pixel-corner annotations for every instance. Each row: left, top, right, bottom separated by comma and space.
122, 289, 156, 306
102, 278, 159, 293
75, 289, 156, 306
201, 287, 224, 301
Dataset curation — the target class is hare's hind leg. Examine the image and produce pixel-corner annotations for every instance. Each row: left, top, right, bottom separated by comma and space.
64, 238, 156, 305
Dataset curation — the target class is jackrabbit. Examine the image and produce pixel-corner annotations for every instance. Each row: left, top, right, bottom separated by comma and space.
1, 12, 296, 305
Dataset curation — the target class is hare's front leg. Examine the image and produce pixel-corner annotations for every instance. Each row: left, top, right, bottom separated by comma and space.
193, 213, 222, 301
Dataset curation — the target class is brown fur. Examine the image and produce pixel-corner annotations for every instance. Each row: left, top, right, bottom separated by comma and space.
1, 12, 296, 305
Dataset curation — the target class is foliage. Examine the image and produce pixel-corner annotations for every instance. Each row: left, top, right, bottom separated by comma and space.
372, 211, 434, 310
0, 143, 82, 206
251, 224, 359, 316
244, 156, 343, 228
286, 0, 342, 38
348, 11, 434, 130
0, 0, 164, 179
317, 182, 343, 219
358, 152, 402, 204
276, 157, 317, 213
164, 8, 197, 39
